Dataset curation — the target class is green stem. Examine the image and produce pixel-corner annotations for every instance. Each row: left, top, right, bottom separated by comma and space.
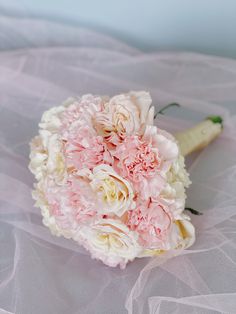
185, 207, 203, 216
154, 103, 180, 119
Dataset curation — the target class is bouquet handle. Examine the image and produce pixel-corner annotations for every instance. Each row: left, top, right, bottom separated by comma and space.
175, 116, 223, 156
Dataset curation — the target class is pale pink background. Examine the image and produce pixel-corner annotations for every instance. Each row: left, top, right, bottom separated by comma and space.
0, 14, 236, 314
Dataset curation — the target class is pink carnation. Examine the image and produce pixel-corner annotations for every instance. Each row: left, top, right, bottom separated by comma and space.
64, 125, 113, 171
127, 200, 172, 249
114, 134, 166, 199
114, 135, 161, 182
61, 94, 103, 129
46, 176, 98, 231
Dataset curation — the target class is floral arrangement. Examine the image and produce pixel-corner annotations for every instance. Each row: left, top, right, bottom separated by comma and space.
29, 91, 199, 268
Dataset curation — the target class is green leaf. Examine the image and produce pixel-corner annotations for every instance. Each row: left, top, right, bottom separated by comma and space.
185, 207, 203, 215
207, 115, 223, 126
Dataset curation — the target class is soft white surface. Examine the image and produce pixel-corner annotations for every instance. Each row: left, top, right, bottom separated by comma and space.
0, 16, 236, 314
1, 0, 236, 58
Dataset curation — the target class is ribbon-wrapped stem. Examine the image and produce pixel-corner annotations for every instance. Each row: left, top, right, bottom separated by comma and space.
175, 116, 223, 157
155, 104, 223, 157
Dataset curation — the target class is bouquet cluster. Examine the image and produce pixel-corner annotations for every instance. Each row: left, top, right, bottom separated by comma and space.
29, 91, 195, 268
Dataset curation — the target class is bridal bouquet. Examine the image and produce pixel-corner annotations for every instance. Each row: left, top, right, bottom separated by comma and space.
29, 91, 222, 268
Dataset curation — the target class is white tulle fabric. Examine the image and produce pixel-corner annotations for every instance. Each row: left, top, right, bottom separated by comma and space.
0, 14, 236, 314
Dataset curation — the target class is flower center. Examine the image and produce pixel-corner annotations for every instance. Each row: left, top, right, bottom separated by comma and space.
125, 142, 160, 181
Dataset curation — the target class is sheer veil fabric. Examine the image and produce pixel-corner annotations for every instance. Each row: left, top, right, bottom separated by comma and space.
0, 14, 236, 314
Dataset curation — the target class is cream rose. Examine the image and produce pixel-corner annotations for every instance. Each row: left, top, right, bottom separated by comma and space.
77, 218, 142, 268
31, 181, 63, 237
86, 164, 135, 217
29, 101, 68, 183
39, 105, 65, 132
29, 135, 48, 181
29, 132, 66, 184
170, 215, 196, 250
167, 155, 191, 187
143, 126, 179, 163
158, 181, 187, 220
44, 134, 66, 183
159, 153, 191, 218
93, 91, 154, 145
139, 214, 195, 257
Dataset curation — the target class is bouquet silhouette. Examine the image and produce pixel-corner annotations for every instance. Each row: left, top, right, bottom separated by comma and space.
29, 91, 222, 268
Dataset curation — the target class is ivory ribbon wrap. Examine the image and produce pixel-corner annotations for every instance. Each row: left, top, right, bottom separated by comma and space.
175, 117, 223, 156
